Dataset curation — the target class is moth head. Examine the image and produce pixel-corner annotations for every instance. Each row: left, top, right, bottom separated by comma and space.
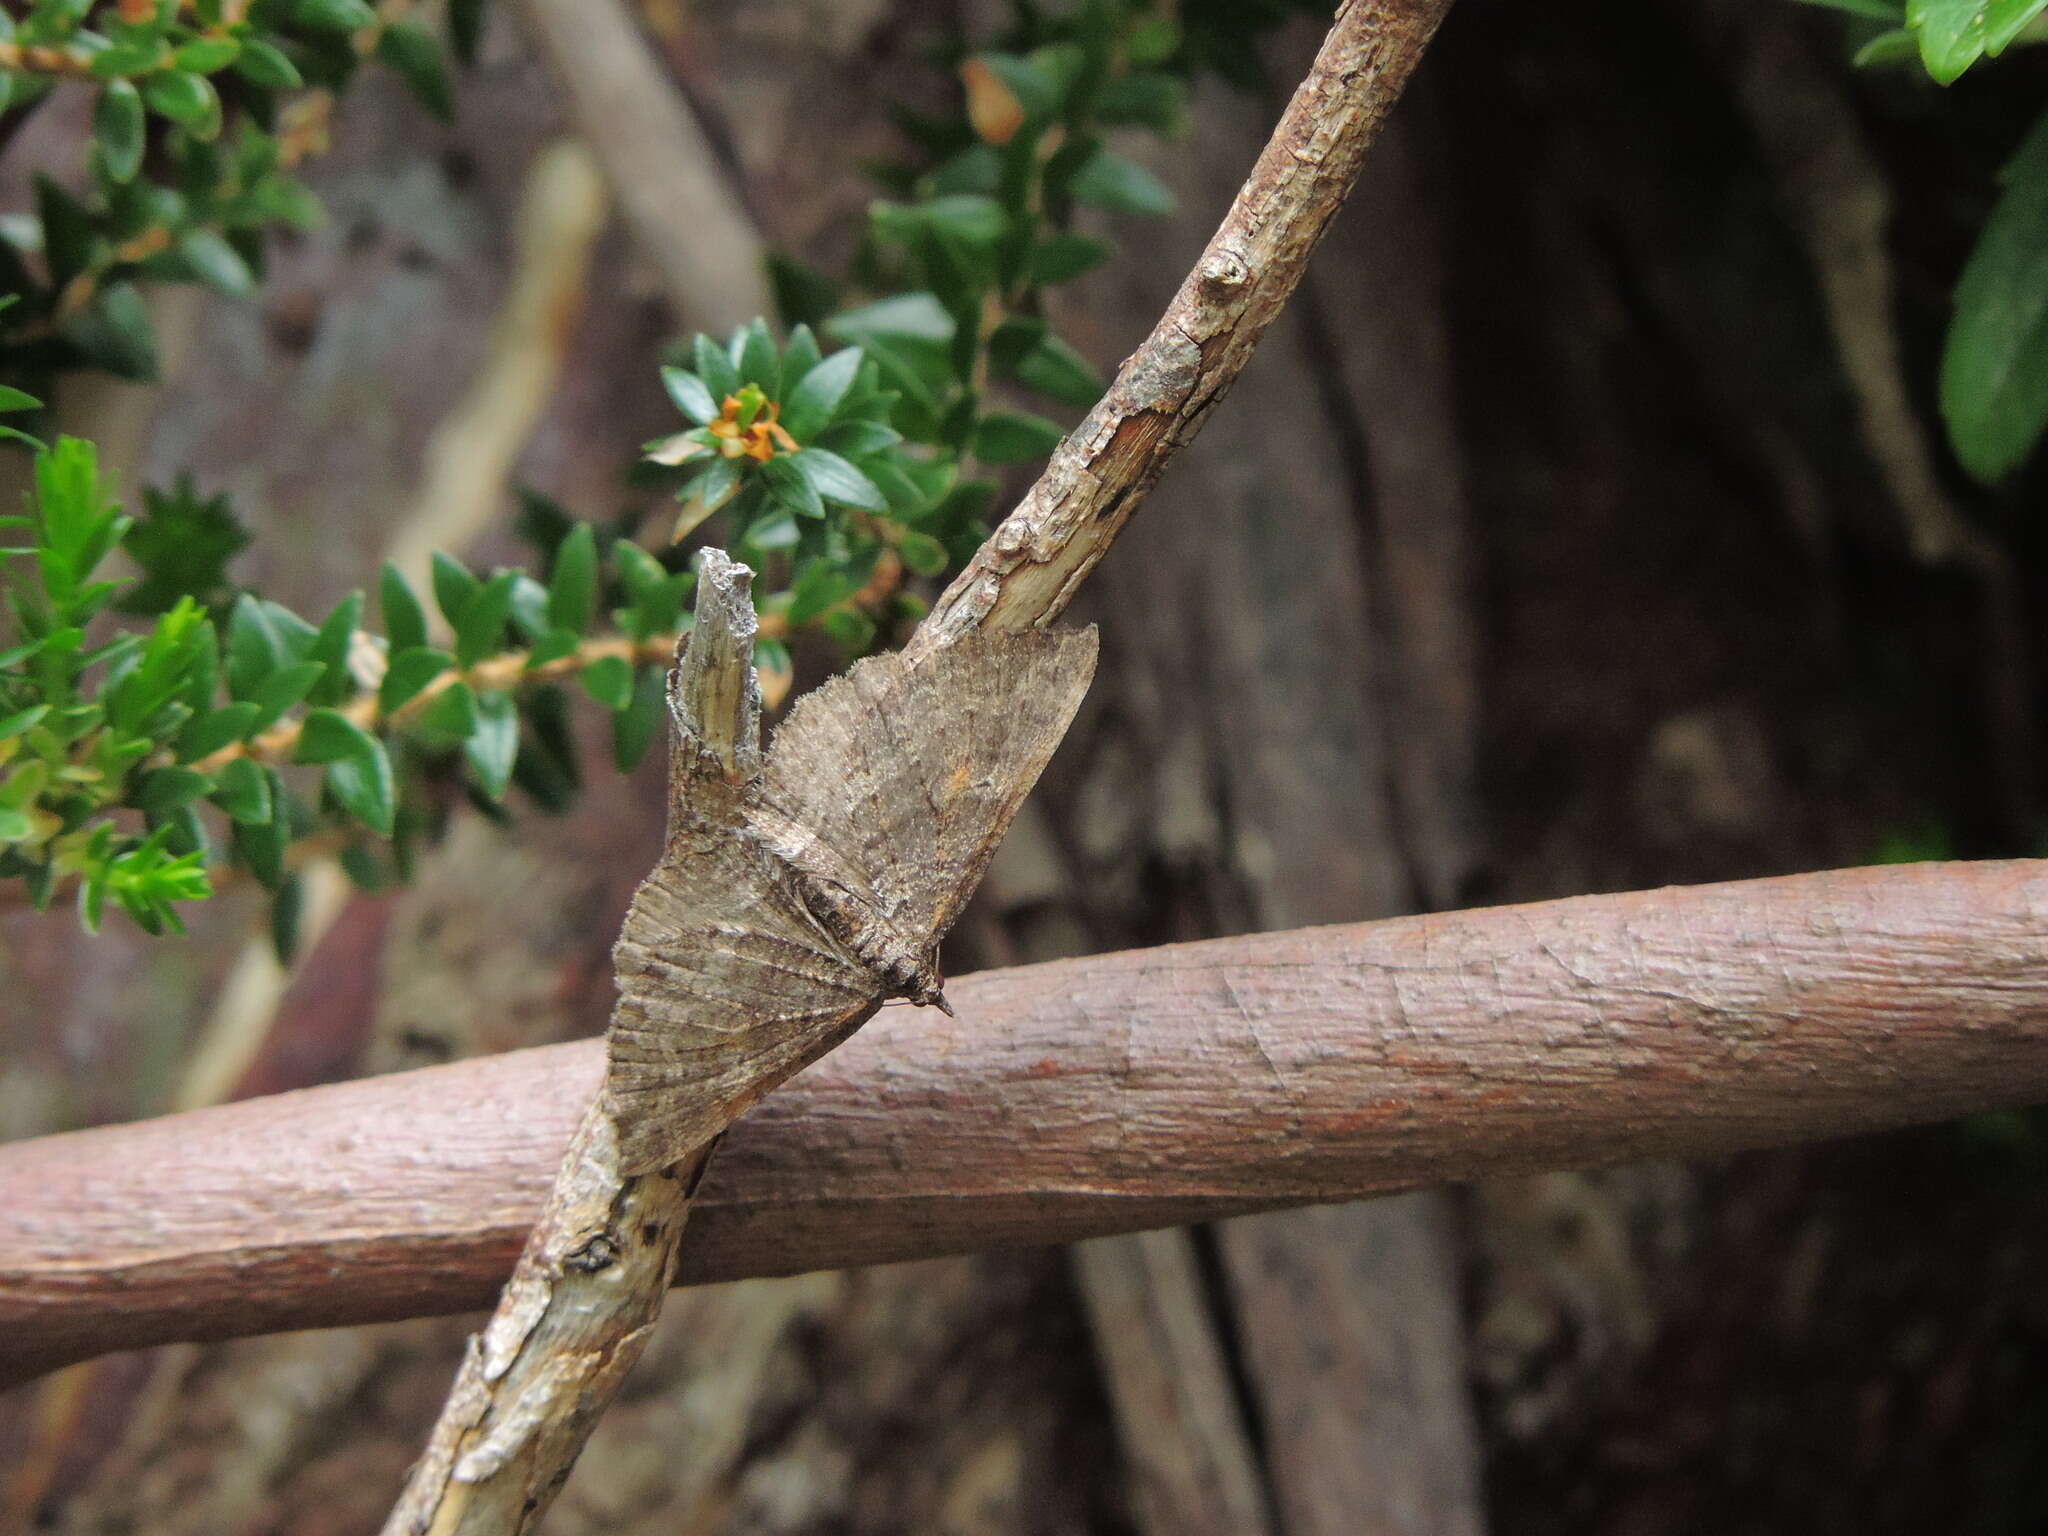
883, 949, 954, 1016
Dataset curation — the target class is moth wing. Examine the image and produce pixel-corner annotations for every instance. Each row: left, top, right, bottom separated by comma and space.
757, 626, 1098, 947
607, 836, 878, 1174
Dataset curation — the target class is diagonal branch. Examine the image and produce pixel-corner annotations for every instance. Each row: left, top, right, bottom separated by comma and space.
2, 859, 2044, 1388
908, 0, 1456, 656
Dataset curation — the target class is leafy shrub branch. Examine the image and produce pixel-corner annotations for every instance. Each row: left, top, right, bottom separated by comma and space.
0, 0, 1337, 941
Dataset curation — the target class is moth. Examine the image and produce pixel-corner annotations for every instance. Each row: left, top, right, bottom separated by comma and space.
608, 625, 1098, 1174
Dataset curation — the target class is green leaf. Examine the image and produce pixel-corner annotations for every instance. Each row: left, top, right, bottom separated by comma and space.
224, 593, 284, 700
292, 0, 377, 30
1942, 110, 2048, 482
380, 644, 453, 713
209, 755, 271, 825
787, 447, 886, 511
36, 175, 96, 292
377, 21, 453, 122
780, 345, 863, 441
326, 736, 395, 835
662, 366, 719, 426
578, 653, 634, 710
504, 570, 547, 642
454, 570, 517, 667
142, 71, 221, 141
692, 331, 738, 399
546, 523, 597, 634
0, 704, 48, 740
63, 282, 158, 382
137, 765, 210, 817
118, 478, 248, 616
762, 455, 825, 519
744, 510, 800, 550
95, 80, 146, 184
783, 556, 864, 625
971, 410, 1065, 463
232, 37, 303, 89
1095, 72, 1185, 131
177, 701, 259, 761
732, 318, 780, 393
293, 706, 377, 765
1854, 26, 1923, 64
430, 550, 480, 630
897, 530, 949, 576
526, 627, 580, 668
246, 660, 326, 734
779, 325, 822, 397
0, 385, 39, 413
232, 772, 289, 887
307, 590, 363, 706
826, 292, 956, 346
417, 678, 478, 738
380, 562, 428, 653
1028, 232, 1112, 285
816, 419, 901, 457
820, 605, 876, 656
1127, 16, 1181, 64
1907, 0, 2048, 81
176, 230, 256, 296
463, 688, 517, 799
339, 841, 388, 892
172, 37, 241, 74
612, 664, 663, 772
1013, 333, 1105, 409
1068, 149, 1175, 215
90, 38, 170, 78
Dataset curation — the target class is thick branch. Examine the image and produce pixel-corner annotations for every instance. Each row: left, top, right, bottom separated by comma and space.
6, 860, 2045, 1387
907, 0, 1455, 657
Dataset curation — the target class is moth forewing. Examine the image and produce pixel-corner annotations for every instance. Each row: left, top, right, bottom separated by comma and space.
603, 626, 1098, 1176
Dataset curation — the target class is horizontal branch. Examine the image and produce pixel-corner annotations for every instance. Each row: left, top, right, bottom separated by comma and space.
5, 859, 2046, 1386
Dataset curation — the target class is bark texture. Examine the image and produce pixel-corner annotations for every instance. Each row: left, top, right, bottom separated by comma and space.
5, 859, 2045, 1384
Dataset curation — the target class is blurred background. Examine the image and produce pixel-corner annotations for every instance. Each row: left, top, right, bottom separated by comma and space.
3, 0, 2048, 1530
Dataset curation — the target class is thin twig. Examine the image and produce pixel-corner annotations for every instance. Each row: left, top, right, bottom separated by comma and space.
3, 858, 2045, 1386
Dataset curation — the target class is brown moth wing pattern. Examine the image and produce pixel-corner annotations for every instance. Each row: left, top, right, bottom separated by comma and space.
609, 836, 876, 1174
606, 626, 1097, 1175
756, 627, 1100, 948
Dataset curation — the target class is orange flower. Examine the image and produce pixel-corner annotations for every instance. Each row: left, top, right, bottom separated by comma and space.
707, 389, 799, 463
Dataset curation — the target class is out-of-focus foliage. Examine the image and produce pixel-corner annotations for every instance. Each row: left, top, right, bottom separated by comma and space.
1798, 0, 2048, 483
0, 0, 477, 402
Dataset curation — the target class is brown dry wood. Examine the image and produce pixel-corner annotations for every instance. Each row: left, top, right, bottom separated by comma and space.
515, 0, 774, 330
1072, 1232, 1277, 1535
5, 858, 2047, 1386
